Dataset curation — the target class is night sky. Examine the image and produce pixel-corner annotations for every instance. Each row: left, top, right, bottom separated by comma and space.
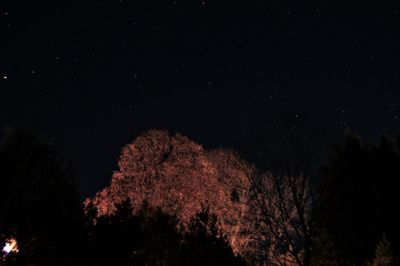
1, 1, 400, 197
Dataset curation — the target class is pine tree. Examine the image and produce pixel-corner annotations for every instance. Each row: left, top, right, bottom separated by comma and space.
368, 235, 397, 266
0, 127, 84, 265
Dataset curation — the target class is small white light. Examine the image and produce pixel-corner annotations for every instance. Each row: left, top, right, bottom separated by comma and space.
2, 238, 19, 255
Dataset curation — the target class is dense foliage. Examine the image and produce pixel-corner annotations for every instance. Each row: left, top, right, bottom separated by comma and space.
86, 130, 253, 256
0, 127, 84, 265
1, 128, 400, 265
0, 128, 244, 265
313, 132, 400, 265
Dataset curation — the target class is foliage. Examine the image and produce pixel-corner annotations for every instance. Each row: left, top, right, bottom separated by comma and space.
310, 228, 340, 266
0, 127, 84, 265
85, 199, 183, 265
85, 201, 244, 265
86, 130, 253, 256
2, 127, 400, 265
367, 235, 397, 266
314, 132, 400, 265
182, 207, 245, 265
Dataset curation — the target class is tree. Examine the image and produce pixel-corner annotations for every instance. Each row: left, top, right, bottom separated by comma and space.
86, 200, 183, 265
240, 164, 314, 266
182, 207, 245, 266
86, 130, 252, 257
133, 202, 183, 265
86, 201, 244, 265
314, 132, 400, 264
238, 111, 329, 266
310, 228, 340, 266
85, 200, 139, 265
0, 127, 84, 265
367, 235, 397, 266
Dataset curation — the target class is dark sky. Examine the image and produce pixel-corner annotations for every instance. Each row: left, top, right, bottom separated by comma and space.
1, 1, 400, 197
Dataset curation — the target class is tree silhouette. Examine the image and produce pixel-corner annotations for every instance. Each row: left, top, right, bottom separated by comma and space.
8, 125, 400, 265
86, 200, 183, 265
0, 127, 84, 265
314, 132, 400, 265
182, 207, 245, 266
237, 112, 328, 266
85, 202, 244, 265
85, 200, 139, 265
132, 202, 183, 265
367, 235, 397, 266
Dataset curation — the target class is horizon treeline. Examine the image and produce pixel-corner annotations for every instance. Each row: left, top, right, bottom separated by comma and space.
0, 126, 399, 265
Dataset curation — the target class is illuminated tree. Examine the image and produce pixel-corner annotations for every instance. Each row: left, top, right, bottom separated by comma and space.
85, 124, 328, 264
86, 130, 253, 258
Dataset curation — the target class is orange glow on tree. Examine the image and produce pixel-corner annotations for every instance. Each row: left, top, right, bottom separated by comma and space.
85, 130, 254, 256
85, 130, 311, 264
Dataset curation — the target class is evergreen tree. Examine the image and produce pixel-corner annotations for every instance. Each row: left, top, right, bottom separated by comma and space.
367, 235, 397, 266
314, 132, 400, 264
182, 207, 245, 266
86, 200, 183, 265
0, 127, 84, 265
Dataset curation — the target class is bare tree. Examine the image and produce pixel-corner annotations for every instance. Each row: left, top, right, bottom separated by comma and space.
237, 110, 330, 266
239, 165, 313, 266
